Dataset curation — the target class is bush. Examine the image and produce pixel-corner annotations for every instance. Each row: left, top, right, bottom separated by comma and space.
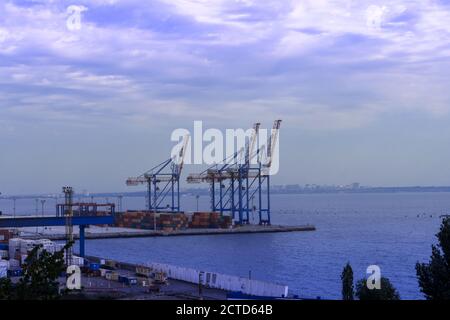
355, 277, 400, 300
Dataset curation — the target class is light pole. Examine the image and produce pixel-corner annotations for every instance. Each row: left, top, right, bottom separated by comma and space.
117, 195, 123, 212
40, 199, 46, 233
196, 195, 200, 212
198, 271, 204, 300
35, 198, 39, 233
12, 197, 16, 218
41, 199, 46, 216
251, 195, 255, 222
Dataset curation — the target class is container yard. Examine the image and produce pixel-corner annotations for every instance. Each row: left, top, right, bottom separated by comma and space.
1, 236, 290, 300
0, 119, 315, 300
0, 175, 313, 300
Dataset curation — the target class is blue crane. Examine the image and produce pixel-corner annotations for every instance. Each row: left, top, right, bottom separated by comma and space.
126, 135, 189, 212
187, 120, 281, 225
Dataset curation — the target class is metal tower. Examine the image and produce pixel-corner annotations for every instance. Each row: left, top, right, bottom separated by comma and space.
126, 135, 189, 212
62, 186, 74, 266
187, 120, 281, 225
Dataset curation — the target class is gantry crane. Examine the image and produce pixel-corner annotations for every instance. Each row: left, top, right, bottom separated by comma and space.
126, 135, 189, 212
187, 120, 281, 225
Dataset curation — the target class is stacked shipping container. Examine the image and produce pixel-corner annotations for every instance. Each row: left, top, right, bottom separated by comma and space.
115, 211, 232, 231
115, 211, 189, 231
189, 212, 232, 229
0, 229, 14, 244
8, 238, 84, 267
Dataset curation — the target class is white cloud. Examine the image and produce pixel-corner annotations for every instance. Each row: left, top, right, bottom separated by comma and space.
0, 0, 449, 130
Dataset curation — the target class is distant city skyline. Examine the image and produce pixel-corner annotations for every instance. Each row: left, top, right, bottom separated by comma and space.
4, 182, 450, 198
1, 1, 450, 194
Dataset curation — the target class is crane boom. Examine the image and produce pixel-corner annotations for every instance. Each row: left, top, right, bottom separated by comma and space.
175, 134, 190, 176
264, 119, 282, 168
246, 122, 260, 165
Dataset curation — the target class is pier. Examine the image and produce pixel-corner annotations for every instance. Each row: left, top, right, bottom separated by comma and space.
13, 223, 316, 240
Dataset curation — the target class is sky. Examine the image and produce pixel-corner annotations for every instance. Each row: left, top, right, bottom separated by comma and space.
1, 0, 450, 195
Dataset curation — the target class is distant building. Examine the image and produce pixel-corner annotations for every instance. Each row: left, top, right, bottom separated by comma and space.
285, 184, 300, 191
351, 182, 360, 189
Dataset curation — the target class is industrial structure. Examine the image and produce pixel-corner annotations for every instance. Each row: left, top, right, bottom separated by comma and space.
0, 215, 114, 259
187, 120, 282, 225
55, 199, 115, 260
126, 135, 189, 212
62, 186, 74, 265
56, 202, 116, 217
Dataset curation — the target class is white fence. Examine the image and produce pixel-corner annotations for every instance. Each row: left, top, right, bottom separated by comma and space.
150, 262, 288, 298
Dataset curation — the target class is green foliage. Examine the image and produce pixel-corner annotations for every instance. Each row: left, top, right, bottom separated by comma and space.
0, 241, 72, 300
355, 277, 400, 300
341, 262, 354, 300
416, 217, 450, 299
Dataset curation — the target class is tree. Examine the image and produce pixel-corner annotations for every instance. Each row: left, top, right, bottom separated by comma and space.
416, 217, 450, 299
15, 242, 71, 300
0, 242, 72, 300
0, 278, 13, 300
341, 262, 354, 300
355, 277, 400, 300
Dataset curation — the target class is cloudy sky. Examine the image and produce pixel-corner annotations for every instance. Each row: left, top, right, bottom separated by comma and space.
1, 0, 450, 194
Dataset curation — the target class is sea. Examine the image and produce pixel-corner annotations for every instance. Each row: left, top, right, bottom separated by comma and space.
1, 192, 448, 300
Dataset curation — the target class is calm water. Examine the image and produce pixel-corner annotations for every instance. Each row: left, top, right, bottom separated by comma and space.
1, 192, 447, 299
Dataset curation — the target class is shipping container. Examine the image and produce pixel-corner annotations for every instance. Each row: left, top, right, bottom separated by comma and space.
105, 271, 119, 281
126, 277, 137, 286
136, 266, 152, 277
7, 268, 22, 277
115, 211, 189, 231
89, 263, 101, 271
0, 250, 8, 259
0, 259, 8, 278
137, 277, 150, 287
105, 259, 117, 269
110, 272, 119, 281
90, 270, 101, 277
100, 268, 109, 277
8, 259, 20, 268
118, 275, 137, 286
0, 229, 13, 243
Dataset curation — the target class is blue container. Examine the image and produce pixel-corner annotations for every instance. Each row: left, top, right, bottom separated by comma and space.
7, 269, 23, 277
0, 243, 8, 250
126, 277, 137, 286
118, 275, 127, 283
118, 275, 137, 285
89, 263, 100, 271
